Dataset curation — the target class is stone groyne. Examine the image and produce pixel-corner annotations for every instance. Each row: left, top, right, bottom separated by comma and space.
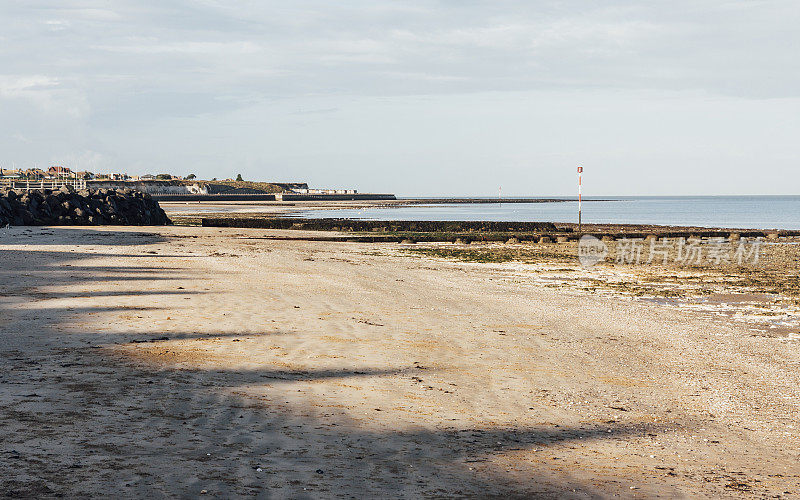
0, 186, 170, 226
200, 217, 558, 233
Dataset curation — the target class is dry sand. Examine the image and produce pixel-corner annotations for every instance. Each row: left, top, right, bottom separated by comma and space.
1, 226, 798, 498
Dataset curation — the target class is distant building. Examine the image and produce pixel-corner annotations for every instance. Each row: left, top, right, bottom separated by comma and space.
25, 168, 48, 178
48, 165, 74, 178
292, 188, 358, 195
95, 173, 129, 180
140, 174, 156, 180
0, 168, 23, 179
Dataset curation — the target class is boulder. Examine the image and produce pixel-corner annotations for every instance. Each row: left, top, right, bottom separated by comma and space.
0, 188, 170, 227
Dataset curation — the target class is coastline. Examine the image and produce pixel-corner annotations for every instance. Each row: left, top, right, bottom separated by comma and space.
156, 197, 582, 216
159, 201, 800, 243
1, 225, 798, 497
159, 196, 800, 232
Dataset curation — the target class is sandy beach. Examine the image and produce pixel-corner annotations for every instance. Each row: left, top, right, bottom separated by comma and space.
2, 226, 799, 498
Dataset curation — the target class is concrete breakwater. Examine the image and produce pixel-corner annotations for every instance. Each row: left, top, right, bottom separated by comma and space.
0, 186, 170, 226
186, 216, 800, 244
199, 217, 559, 233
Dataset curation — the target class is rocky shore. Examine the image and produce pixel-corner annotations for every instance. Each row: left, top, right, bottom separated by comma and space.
0, 186, 170, 226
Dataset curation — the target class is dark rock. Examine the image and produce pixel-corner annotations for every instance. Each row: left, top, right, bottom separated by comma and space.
0, 188, 171, 227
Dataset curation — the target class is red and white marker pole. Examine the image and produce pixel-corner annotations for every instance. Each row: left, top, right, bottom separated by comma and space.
577, 166, 583, 234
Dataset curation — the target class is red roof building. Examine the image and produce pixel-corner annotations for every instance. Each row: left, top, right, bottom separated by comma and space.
48, 165, 74, 177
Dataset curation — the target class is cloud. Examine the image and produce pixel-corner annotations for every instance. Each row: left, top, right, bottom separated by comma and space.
55, 150, 115, 173
2, 0, 797, 106
0, 75, 60, 95
90, 40, 262, 56
11, 133, 32, 143
0, 75, 87, 117
0, 1, 798, 193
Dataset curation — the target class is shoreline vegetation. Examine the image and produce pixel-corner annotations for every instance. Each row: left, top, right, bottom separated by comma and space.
405, 240, 800, 299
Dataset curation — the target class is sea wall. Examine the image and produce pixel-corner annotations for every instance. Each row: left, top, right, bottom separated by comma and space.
152, 194, 277, 202
0, 186, 170, 226
274, 193, 396, 201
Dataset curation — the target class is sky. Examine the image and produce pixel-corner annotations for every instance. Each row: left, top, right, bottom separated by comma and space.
1, 0, 798, 196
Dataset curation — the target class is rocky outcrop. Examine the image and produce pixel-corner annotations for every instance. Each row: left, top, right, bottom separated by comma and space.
89, 180, 206, 195
0, 186, 170, 226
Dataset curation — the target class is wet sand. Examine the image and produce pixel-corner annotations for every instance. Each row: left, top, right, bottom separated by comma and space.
1, 226, 799, 498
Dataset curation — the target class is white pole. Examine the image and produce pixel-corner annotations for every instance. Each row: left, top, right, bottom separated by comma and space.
577, 166, 583, 233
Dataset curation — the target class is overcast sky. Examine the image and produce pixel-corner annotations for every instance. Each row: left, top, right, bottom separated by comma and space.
1, 1, 798, 196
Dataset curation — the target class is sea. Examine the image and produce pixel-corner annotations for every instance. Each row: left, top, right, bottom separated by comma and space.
293, 196, 800, 230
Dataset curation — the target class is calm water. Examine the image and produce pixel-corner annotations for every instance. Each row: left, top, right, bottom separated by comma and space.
295, 196, 800, 230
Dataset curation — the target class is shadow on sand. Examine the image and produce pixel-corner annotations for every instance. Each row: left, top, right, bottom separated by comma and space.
0, 227, 672, 498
